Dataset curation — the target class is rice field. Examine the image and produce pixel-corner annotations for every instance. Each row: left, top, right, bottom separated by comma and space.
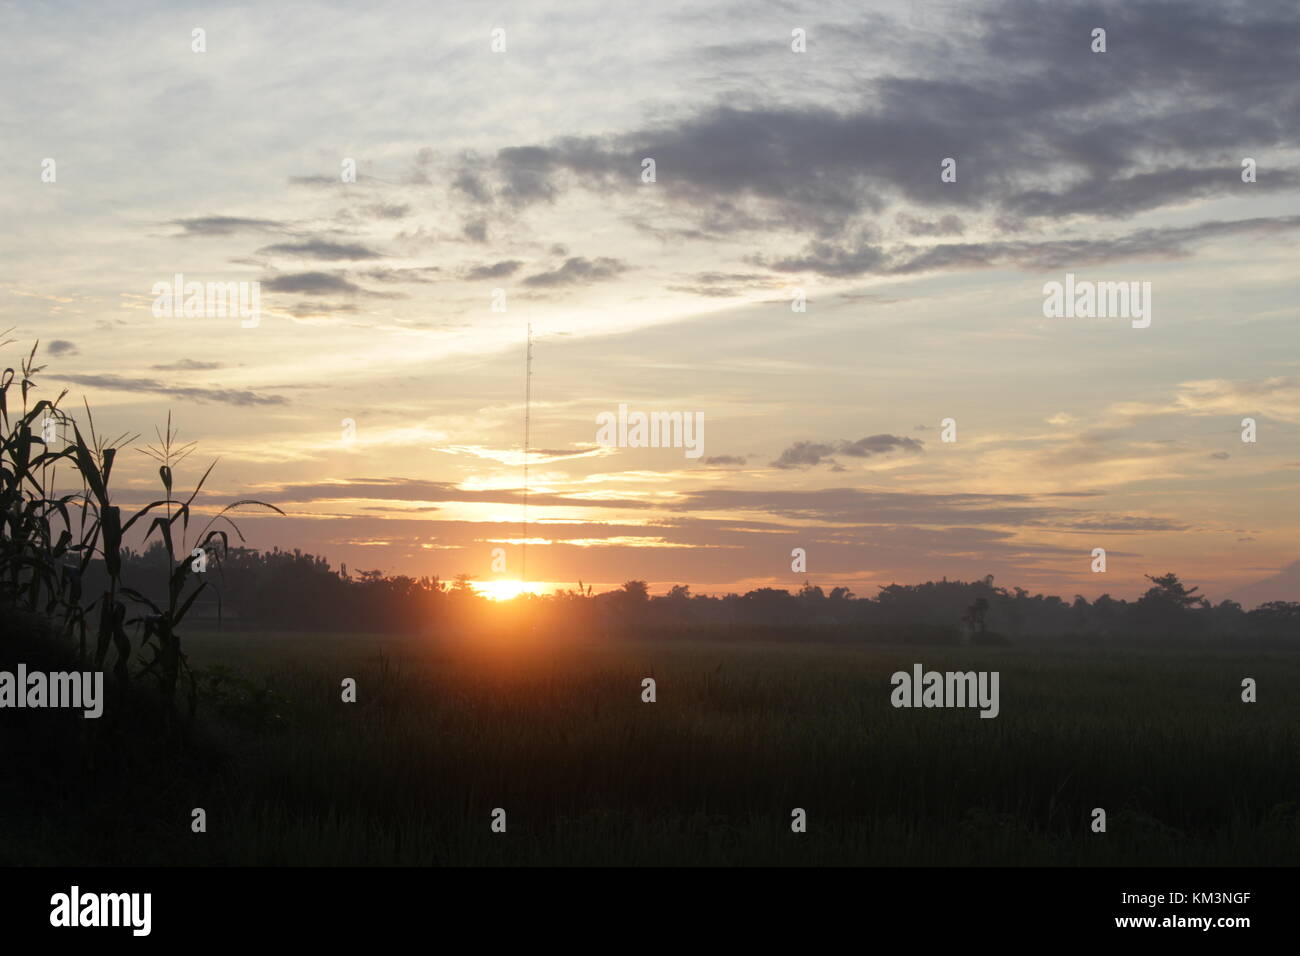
7, 630, 1298, 866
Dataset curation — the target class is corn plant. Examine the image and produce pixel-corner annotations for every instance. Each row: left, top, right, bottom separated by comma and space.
0, 335, 81, 629
122, 414, 283, 716
1, 333, 282, 719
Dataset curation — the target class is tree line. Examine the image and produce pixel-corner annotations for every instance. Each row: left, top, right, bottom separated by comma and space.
93, 543, 1299, 646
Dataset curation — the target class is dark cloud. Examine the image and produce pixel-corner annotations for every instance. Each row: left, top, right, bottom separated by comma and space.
760, 236, 889, 277
170, 216, 286, 236
441, 0, 1300, 271
47, 340, 77, 356
893, 216, 1300, 274
672, 487, 1187, 532
54, 374, 286, 406
523, 256, 629, 287
531, 447, 599, 458
757, 215, 1300, 277
286, 301, 360, 318
772, 435, 923, 469
839, 435, 925, 457
452, 168, 491, 204
262, 272, 362, 295
1005, 167, 1300, 220
200, 480, 1185, 586
771, 442, 836, 469
150, 359, 223, 371
668, 284, 745, 298
465, 260, 523, 280
702, 455, 748, 467
247, 478, 1130, 534
356, 267, 441, 284
258, 239, 383, 260
690, 271, 768, 284
1055, 515, 1194, 532
495, 145, 560, 205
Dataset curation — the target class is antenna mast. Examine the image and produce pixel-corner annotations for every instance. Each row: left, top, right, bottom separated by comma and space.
523, 323, 532, 585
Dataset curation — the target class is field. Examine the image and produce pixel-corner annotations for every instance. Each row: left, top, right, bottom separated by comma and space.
6, 630, 1300, 866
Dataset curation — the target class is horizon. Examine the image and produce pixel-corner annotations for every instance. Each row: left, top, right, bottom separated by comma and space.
78, 534, 1300, 610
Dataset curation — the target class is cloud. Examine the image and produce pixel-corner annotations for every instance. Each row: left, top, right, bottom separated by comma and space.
838, 435, 925, 458
236, 479, 1183, 540
1109, 377, 1300, 425
495, 146, 559, 205
896, 213, 965, 237
760, 235, 889, 277
672, 487, 1186, 532
1172, 377, 1300, 423
262, 272, 363, 295
438, 0, 1300, 275
285, 301, 360, 318
363, 204, 409, 219
356, 267, 441, 284
452, 168, 491, 204
530, 447, 599, 459
150, 359, 223, 371
702, 455, 748, 467
523, 257, 629, 287
258, 239, 383, 260
759, 215, 1300, 277
771, 435, 923, 469
896, 217, 1300, 274
252, 477, 650, 508
1226, 559, 1300, 608
54, 374, 287, 406
169, 216, 286, 236
669, 271, 773, 297
465, 260, 523, 280
1004, 167, 1300, 220
47, 339, 77, 356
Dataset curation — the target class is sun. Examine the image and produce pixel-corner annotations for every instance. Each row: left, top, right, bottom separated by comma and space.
472, 579, 540, 601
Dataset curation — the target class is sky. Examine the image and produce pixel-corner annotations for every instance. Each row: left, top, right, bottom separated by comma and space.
2, 0, 1298, 603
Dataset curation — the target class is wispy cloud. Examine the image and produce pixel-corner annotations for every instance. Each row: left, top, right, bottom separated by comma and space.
54, 374, 287, 407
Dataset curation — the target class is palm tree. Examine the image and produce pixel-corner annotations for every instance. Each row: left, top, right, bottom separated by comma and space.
962, 597, 989, 642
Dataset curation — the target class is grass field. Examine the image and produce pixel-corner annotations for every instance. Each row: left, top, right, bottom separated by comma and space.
7, 629, 1300, 866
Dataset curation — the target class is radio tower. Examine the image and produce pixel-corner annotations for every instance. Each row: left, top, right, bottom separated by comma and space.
522, 323, 533, 586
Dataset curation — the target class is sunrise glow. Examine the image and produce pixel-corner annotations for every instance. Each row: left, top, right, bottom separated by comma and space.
471, 579, 547, 602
